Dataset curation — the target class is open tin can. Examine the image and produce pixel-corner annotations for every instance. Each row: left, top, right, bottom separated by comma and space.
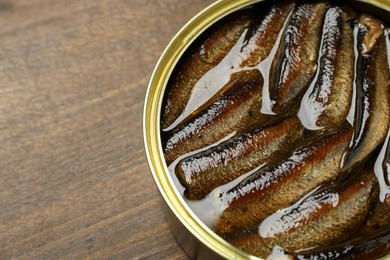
144, 0, 390, 259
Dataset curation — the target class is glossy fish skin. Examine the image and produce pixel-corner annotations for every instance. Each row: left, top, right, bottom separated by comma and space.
342, 16, 390, 171
361, 199, 390, 234
239, 1, 296, 68
230, 170, 378, 259
161, 13, 252, 129
214, 126, 353, 237
163, 70, 264, 165
176, 116, 304, 200
299, 6, 354, 130
388, 29, 390, 72
294, 226, 390, 260
361, 133, 390, 234
269, 1, 328, 112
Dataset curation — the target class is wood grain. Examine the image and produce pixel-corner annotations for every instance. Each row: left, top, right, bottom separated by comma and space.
0, 0, 214, 259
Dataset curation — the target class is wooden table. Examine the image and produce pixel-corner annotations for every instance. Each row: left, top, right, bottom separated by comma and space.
0, 0, 213, 258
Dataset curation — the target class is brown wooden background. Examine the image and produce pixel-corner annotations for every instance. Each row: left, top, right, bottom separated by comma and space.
0, 0, 214, 259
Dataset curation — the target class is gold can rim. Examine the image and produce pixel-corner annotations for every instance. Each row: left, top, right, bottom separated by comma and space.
143, 0, 390, 259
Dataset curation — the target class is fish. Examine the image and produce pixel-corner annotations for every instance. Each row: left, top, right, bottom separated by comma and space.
214, 126, 353, 237
298, 6, 354, 130
161, 12, 252, 130
293, 226, 390, 259
361, 128, 390, 234
238, 1, 296, 68
342, 15, 390, 171
360, 199, 390, 235
162, 69, 265, 165
176, 116, 304, 200
269, 1, 328, 112
230, 169, 378, 258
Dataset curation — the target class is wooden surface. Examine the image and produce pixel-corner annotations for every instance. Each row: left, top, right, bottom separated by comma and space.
0, 0, 214, 259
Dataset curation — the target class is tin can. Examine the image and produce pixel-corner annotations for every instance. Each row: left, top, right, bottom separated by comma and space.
143, 0, 390, 259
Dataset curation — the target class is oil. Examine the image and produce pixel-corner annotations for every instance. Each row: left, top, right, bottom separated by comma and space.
160, 0, 390, 258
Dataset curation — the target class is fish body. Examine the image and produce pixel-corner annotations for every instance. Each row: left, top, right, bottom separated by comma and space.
294, 226, 390, 260
239, 1, 296, 68
163, 70, 264, 165
298, 6, 354, 130
161, 12, 252, 129
362, 128, 390, 233
342, 15, 390, 171
269, 1, 328, 112
176, 116, 304, 200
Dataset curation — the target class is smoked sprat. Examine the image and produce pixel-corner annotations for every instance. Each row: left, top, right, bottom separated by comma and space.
161, 1, 390, 258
